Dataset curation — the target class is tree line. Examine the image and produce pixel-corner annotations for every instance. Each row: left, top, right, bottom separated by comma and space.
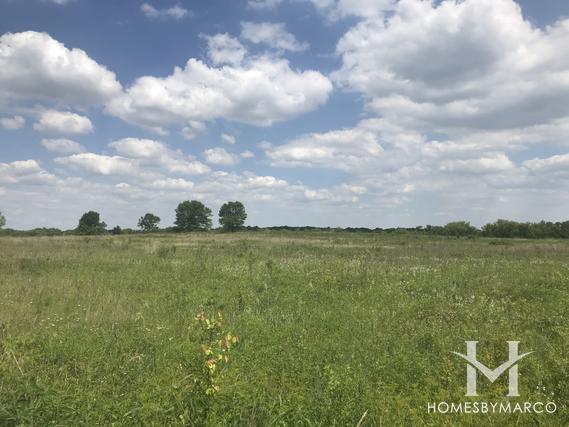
78, 200, 248, 235
0, 201, 247, 236
2, 205, 569, 239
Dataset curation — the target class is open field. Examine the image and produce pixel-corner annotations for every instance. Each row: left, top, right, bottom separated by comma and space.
1, 232, 568, 426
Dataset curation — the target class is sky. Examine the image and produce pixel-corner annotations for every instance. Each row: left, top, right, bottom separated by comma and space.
2, 0, 569, 230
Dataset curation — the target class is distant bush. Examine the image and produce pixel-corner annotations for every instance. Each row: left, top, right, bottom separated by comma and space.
442, 221, 478, 237
0, 228, 65, 236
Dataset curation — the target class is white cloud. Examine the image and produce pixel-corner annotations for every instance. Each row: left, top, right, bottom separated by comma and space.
204, 33, 247, 66
264, 119, 383, 171
333, 0, 569, 133
161, 157, 211, 175
141, 3, 190, 20
181, 121, 207, 140
0, 32, 121, 108
304, 188, 332, 201
33, 110, 94, 134
0, 160, 57, 186
302, 184, 363, 203
241, 22, 309, 52
248, 0, 283, 9
150, 178, 194, 190
221, 133, 236, 145
54, 153, 137, 176
240, 150, 255, 158
439, 153, 515, 174
204, 148, 240, 166
523, 153, 569, 173
107, 53, 332, 130
41, 138, 86, 155
0, 115, 25, 130
109, 138, 211, 175
243, 172, 287, 188
109, 138, 166, 158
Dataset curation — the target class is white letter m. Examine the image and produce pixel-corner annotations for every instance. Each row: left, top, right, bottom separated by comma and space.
452, 341, 532, 397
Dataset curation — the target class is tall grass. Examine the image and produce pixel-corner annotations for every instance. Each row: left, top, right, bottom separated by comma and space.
0, 232, 567, 425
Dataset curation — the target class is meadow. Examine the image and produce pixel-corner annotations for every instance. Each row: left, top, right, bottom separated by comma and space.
0, 231, 568, 426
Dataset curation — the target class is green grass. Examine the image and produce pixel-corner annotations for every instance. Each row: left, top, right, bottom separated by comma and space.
0, 232, 568, 426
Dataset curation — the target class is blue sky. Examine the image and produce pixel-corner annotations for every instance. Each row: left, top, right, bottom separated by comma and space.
2, 0, 569, 229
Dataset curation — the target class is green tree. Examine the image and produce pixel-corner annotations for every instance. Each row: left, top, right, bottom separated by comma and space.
443, 221, 477, 237
482, 219, 520, 238
76, 211, 107, 235
175, 200, 212, 231
138, 213, 161, 232
219, 201, 247, 231
0, 209, 5, 229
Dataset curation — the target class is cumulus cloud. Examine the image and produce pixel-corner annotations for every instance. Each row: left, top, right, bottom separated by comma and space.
181, 121, 207, 140
109, 138, 166, 159
523, 153, 569, 173
241, 150, 255, 159
242, 172, 288, 189
264, 119, 383, 171
439, 154, 515, 174
303, 188, 332, 201
0, 160, 57, 186
333, 0, 569, 132
41, 138, 86, 155
53, 138, 210, 179
204, 34, 247, 66
0, 32, 121, 108
0, 115, 25, 130
241, 22, 309, 52
141, 3, 190, 20
150, 178, 195, 190
54, 153, 138, 176
191, 171, 290, 204
302, 184, 366, 203
204, 148, 240, 166
33, 110, 94, 134
107, 53, 332, 131
109, 138, 210, 175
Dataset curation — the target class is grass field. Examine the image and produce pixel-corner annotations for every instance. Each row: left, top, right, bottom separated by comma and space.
0, 232, 568, 426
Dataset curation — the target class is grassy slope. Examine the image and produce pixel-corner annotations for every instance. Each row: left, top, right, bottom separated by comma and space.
0, 232, 568, 426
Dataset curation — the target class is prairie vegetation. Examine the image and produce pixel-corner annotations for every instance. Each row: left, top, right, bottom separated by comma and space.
0, 232, 567, 425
